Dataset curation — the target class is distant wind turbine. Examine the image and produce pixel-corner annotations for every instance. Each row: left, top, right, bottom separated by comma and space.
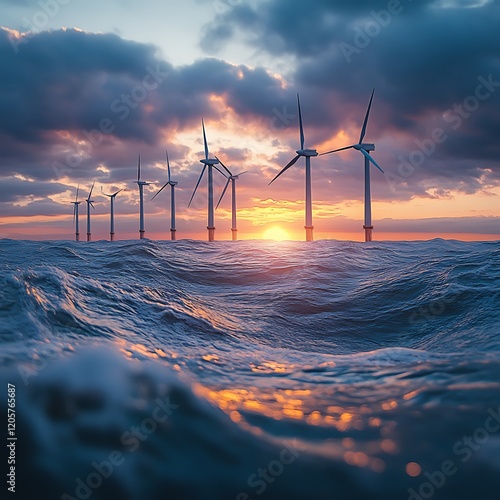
71, 185, 81, 242
152, 150, 179, 240
188, 119, 222, 242
320, 89, 384, 242
136, 155, 153, 239
85, 181, 95, 242
101, 186, 123, 242
269, 94, 318, 242
215, 156, 247, 241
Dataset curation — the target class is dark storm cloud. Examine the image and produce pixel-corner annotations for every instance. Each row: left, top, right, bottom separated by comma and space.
0, 177, 68, 203
0, 27, 293, 187
200, 0, 433, 57
201, 0, 500, 184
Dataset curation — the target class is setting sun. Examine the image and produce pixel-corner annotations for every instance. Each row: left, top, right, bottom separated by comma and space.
262, 226, 291, 241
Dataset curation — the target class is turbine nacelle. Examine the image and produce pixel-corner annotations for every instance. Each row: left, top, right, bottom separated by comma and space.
200, 158, 220, 166
297, 149, 318, 157
355, 143, 375, 152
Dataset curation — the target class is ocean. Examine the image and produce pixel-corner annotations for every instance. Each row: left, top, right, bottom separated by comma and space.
0, 238, 499, 500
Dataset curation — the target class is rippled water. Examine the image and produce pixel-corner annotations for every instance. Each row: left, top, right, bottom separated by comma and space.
0, 238, 499, 499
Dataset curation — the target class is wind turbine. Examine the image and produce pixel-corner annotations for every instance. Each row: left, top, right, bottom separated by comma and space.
215, 156, 247, 241
320, 89, 384, 242
85, 181, 95, 242
71, 185, 81, 242
269, 94, 318, 242
136, 155, 153, 239
188, 119, 221, 242
152, 150, 179, 240
101, 186, 123, 241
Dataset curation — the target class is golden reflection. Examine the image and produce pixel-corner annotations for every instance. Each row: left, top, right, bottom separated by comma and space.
230, 411, 242, 423
202, 354, 220, 363
380, 439, 398, 454
130, 343, 159, 359
406, 462, 422, 477
340, 412, 353, 422
250, 361, 290, 374
203, 385, 395, 442
200, 385, 400, 472
403, 390, 420, 400
381, 400, 398, 411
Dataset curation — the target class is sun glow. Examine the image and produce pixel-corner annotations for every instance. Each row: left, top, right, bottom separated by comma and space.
262, 226, 291, 241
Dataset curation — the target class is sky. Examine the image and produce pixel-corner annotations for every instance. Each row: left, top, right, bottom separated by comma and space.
0, 0, 499, 241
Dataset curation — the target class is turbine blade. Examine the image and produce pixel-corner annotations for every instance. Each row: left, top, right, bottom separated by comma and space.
73, 205, 76, 224
137, 155, 141, 182
112, 189, 124, 197
202, 119, 209, 160
90, 202, 95, 210
213, 164, 227, 177
268, 155, 300, 185
215, 156, 232, 177
359, 88, 375, 144
188, 165, 207, 207
75, 185, 79, 202
235, 171, 248, 176
88, 181, 95, 199
166, 150, 171, 182
216, 178, 231, 210
151, 182, 169, 201
297, 93, 305, 150
319, 145, 355, 156
359, 148, 384, 173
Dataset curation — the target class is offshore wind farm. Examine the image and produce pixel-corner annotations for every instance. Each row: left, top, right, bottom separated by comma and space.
1, 2, 499, 500
67, 92, 385, 243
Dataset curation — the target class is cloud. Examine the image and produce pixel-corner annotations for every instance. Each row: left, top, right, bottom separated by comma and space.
200, 0, 500, 184
0, 27, 292, 187
0, 7, 499, 237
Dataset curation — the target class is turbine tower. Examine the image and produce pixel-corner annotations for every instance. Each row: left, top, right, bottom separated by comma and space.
215, 156, 247, 241
136, 155, 152, 239
188, 119, 221, 242
269, 94, 318, 242
85, 181, 95, 242
71, 185, 81, 242
320, 89, 384, 242
152, 150, 179, 240
101, 186, 123, 242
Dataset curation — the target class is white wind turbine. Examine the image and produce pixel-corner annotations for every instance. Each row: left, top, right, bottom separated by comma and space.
215, 156, 247, 241
188, 119, 222, 242
152, 150, 179, 240
71, 185, 81, 242
136, 155, 153, 239
85, 181, 95, 242
320, 89, 384, 242
101, 186, 123, 242
269, 94, 318, 242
